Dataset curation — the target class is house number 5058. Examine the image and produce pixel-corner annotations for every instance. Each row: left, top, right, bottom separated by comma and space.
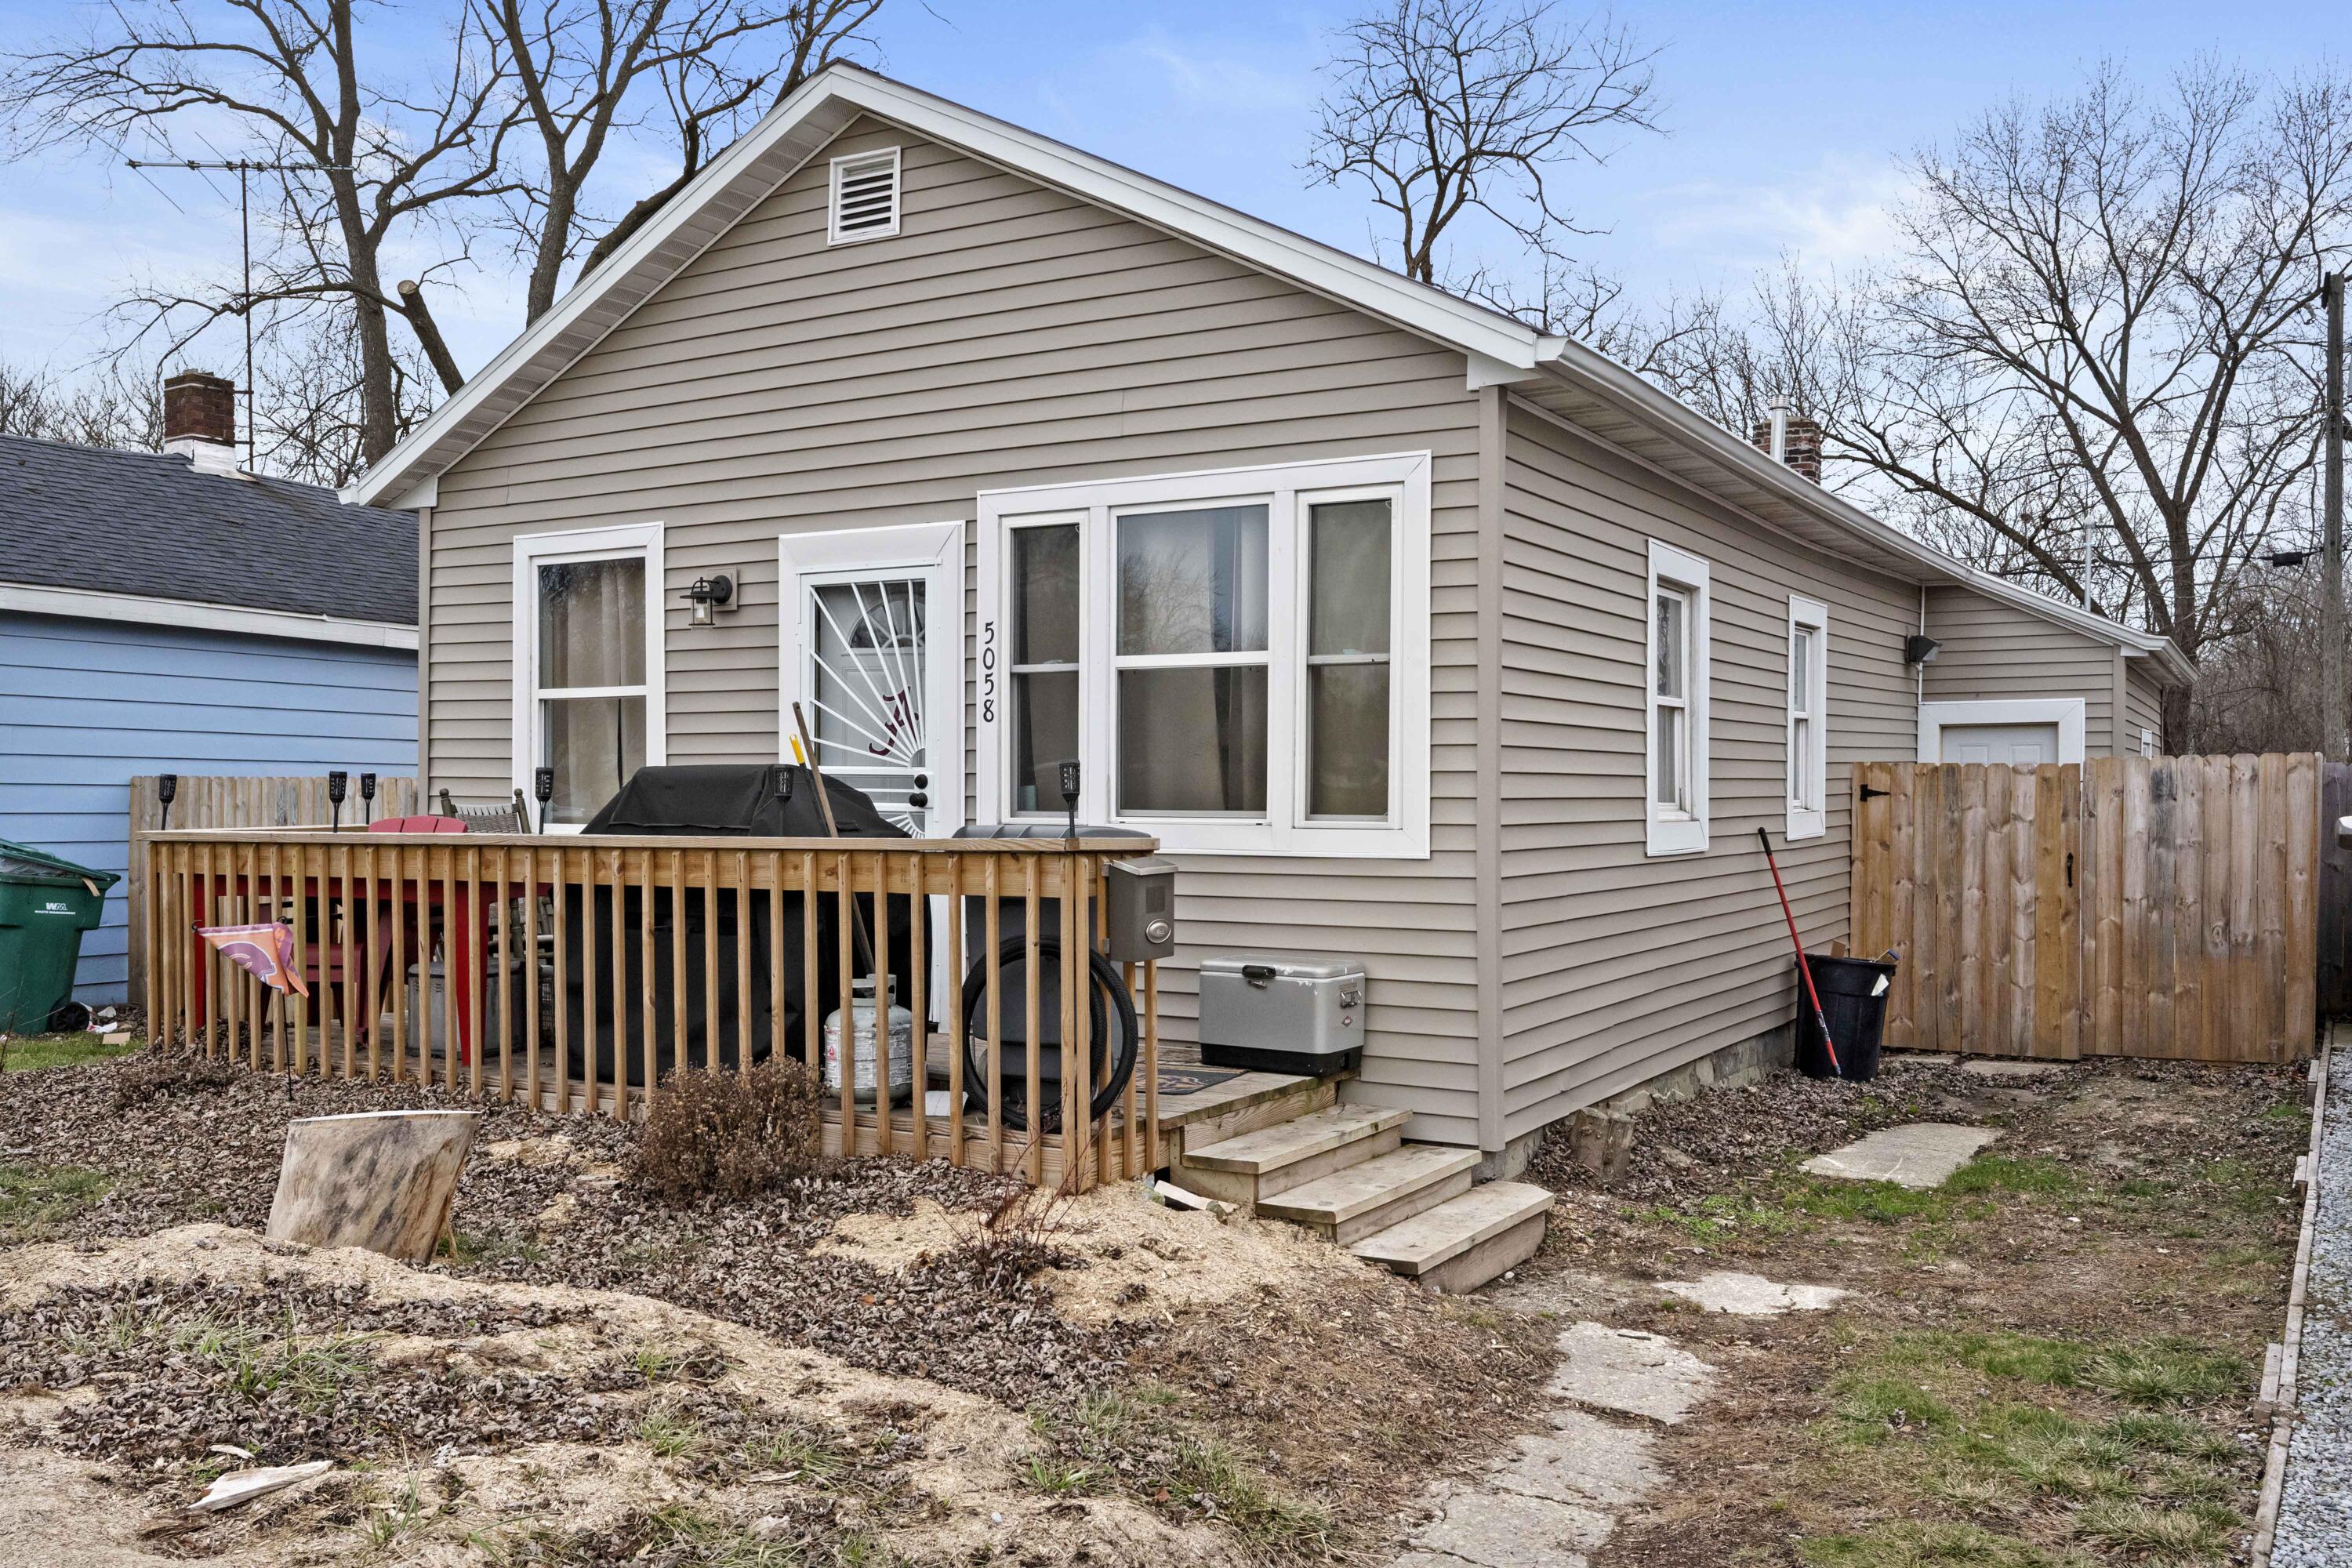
979, 619, 997, 723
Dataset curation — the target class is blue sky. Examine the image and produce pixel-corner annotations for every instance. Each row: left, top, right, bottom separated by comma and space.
0, 0, 2331, 383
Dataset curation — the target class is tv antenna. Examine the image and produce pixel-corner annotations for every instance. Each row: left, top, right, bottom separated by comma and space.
123, 156, 352, 472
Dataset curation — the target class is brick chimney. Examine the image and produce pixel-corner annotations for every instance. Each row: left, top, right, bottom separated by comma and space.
1749, 398, 1824, 484
163, 370, 238, 475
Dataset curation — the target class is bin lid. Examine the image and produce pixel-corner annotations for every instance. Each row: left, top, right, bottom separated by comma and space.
1199, 953, 1367, 982
0, 837, 120, 891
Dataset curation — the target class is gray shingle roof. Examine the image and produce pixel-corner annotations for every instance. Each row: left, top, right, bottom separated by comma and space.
0, 433, 416, 626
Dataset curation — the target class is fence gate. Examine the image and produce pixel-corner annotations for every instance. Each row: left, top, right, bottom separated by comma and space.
1851, 755, 2319, 1065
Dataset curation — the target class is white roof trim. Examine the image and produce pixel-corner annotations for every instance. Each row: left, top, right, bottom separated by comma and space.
340, 64, 2193, 691
0, 581, 419, 650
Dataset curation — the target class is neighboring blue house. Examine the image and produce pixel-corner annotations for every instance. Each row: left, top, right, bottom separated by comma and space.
0, 372, 418, 1008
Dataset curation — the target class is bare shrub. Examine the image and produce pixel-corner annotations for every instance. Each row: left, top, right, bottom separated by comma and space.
637, 1060, 824, 1200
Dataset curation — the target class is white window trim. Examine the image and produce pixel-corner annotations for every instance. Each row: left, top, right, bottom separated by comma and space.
1645, 540, 1711, 857
1916, 698, 2085, 764
776, 519, 966, 836
1786, 593, 1829, 841
975, 452, 1432, 858
510, 521, 667, 833
826, 146, 901, 245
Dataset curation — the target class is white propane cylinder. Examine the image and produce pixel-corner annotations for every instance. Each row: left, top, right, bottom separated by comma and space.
821, 975, 914, 1104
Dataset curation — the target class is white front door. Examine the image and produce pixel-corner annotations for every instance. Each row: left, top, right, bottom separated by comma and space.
779, 522, 964, 838
1940, 723, 2061, 765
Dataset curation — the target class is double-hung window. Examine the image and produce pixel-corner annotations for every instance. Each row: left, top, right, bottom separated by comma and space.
1787, 595, 1829, 840
1645, 540, 1711, 855
977, 452, 1431, 856
512, 523, 666, 829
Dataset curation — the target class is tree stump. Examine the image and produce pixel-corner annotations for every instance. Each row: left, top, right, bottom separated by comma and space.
264, 1111, 480, 1264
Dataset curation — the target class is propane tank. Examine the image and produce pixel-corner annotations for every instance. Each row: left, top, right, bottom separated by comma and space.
821, 975, 914, 1105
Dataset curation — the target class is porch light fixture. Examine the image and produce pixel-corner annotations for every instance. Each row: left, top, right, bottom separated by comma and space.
683, 572, 735, 626
1904, 634, 1943, 666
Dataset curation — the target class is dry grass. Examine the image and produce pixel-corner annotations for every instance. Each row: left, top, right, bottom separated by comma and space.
637, 1060, 825, 1200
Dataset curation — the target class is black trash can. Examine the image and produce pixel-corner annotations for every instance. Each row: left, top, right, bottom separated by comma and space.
1794, 953, 1896, 1081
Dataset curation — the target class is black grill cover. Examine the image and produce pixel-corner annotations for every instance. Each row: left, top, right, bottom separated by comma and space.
562, 765, 925, 1087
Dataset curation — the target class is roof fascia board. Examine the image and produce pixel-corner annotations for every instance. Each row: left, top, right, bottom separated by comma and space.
347, 67, 1543, 505
0, 581, 419, 650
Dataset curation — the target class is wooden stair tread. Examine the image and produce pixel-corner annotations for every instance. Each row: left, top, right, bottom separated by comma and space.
1350, 1181, 1555, 1276
1185, 1104, 1409, 1174
1257, 1145, 1479, 1225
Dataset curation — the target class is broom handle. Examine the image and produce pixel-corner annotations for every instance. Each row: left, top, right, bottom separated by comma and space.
791, 702, 876, 974
1758, 826, 1841, 1075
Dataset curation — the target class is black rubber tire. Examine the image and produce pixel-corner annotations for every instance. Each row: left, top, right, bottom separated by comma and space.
958, 935, 1141, 1132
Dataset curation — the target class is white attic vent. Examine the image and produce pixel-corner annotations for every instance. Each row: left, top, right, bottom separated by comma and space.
828, 147, 901, 244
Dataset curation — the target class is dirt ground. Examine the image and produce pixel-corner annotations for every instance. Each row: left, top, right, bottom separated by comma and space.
1518, 1051, 2311, 1568
0, 1048, 1555, 1566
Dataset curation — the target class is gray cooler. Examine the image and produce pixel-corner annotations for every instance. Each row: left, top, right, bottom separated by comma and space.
1197, 954, 1366, 1077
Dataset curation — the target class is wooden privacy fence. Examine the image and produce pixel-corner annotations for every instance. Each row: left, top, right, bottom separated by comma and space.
126, 775, 418, 998
1851, 754, 2321, 1064
140, 829, 1160, 1192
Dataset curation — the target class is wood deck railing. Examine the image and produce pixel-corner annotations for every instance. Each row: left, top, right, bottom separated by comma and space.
140, 829, 1161, 1191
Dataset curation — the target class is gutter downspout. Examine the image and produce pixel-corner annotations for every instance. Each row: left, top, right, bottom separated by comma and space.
1474, 384, 1507, 1156
416, 504, 432, 800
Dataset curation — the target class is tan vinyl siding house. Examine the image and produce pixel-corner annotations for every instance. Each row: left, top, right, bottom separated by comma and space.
358, 66, 2192, 1159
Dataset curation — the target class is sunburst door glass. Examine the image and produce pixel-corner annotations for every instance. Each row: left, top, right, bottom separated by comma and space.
537, 557, 646, 824
811, 578, 927, 833
1307, 498, 1392, 818
1009, 525, 1080, 814
1116, 504, 1269, 815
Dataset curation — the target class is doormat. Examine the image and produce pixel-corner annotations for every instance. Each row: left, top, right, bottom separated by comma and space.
1156, 1065, 1246, 1097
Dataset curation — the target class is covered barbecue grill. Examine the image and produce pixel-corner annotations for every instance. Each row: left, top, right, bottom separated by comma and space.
560, 764, 925, 1087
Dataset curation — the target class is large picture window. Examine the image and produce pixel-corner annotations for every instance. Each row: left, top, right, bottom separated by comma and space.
1645, 540, 1711, 856
978, 453, 1431, 857
512, 523, 666, 829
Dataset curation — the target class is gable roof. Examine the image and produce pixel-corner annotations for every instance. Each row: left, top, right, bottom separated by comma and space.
1, 433, 416, 636
342, 63, 2189, 685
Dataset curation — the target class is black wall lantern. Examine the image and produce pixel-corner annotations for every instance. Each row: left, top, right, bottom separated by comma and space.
1904, 633, 1943, 666
683, 572, 735, 626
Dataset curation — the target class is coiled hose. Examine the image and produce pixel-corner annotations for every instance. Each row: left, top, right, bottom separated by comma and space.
957, 933, 1141, 1132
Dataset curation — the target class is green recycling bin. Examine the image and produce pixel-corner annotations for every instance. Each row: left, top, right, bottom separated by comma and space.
0, 839, 121, 1034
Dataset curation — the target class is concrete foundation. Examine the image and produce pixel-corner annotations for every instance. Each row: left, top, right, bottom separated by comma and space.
1486, 1022, 1796, 1177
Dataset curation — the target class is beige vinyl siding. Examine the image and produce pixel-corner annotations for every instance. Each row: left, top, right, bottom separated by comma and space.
1921, 585, 2125, 756
420, 119, 1486, 1143
1495, 401, 1919, 1142
2123, 659, 2168, 753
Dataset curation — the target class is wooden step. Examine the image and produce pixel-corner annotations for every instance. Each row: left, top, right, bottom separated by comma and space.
1178, 1104, 1408, 1207
1351, 1181, 1553, 1293
1160, 1072, 1339, 1164
1257, 1144, 1479, 1245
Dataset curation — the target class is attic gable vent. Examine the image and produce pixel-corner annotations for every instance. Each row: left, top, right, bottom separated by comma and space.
827, 147, 901, 245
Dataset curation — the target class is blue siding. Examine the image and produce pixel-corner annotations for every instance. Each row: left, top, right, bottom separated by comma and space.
0, 612, 416, 1007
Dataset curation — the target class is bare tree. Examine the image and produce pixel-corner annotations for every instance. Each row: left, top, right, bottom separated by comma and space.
0, 360, 162, 449
2, 1, 519, 463
490, 0, 887, 325
1305, 0, 1660, 285
1708, 64, 2352, 735
249, 308, 441, 485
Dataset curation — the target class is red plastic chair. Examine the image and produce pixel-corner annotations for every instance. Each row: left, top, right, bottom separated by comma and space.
347, 815, 474, 1058
367, 815, 468, 834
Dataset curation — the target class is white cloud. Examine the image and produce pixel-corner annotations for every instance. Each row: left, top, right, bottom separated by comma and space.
1642, 154, 1915, 277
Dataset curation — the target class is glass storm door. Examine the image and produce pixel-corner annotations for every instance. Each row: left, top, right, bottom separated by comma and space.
800, 572, 938, 835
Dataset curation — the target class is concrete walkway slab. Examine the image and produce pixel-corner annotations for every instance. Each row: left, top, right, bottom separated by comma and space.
1656, 1270, 1848, 1316
1413, 1486, 1609, 1568
1544, 1322, 1715, 1425
1959, 1058, 2064, 1080
1491, 1407, 1661, 1508
1801, 1123, 1996, 1189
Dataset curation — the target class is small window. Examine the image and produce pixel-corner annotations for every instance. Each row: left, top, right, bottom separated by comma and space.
1787, 595, 1828, 840
827, 147, 901, 244
513, 523, 666, 830
1645, 541, 1711, 855
1305, 497, 1394, 818
1007, 521, 1081, 814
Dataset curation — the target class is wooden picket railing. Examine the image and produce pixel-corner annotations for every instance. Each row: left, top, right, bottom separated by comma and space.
1852, 755, 2321, 1063
140, 829, 1161, 1191
125, 775, 420, 1000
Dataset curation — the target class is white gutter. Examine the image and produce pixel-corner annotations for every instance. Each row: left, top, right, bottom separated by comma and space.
0, 581, 419, 651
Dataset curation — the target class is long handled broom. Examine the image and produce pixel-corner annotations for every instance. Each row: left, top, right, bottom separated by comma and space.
1757, 826, 1841, 1077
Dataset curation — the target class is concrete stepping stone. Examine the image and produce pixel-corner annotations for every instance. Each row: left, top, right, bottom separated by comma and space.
1492, 1407, 1661, 1508
1656, 1270, 1847, 1316
1958, 1058, 2063, 1080
1544, 1321, 1715, 1425
1801, 1123, 1996, 1189
1410, 1485, 1610, 1568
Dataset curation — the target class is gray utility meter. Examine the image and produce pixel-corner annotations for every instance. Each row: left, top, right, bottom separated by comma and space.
1103, 856, 1177, 961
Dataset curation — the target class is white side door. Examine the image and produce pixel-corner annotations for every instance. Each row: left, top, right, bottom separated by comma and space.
779, 522, 964, 837
1940, 723, 2062, 766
